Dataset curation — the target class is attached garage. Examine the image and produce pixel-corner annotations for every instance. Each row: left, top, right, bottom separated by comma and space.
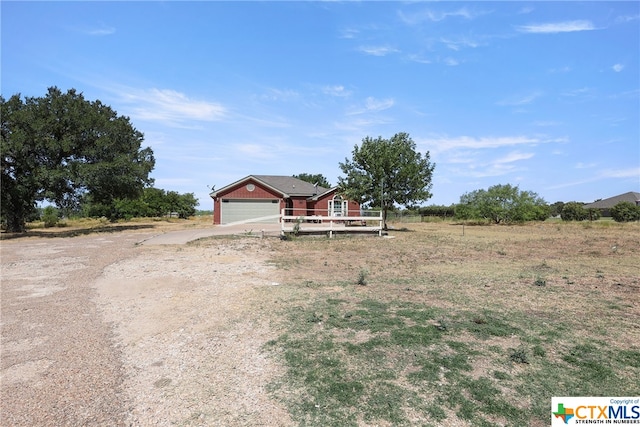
210, 175, 360, 225
220, 199, 280, 224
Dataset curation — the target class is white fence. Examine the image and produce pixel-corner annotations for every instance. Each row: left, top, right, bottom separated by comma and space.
280, 209, 383, 238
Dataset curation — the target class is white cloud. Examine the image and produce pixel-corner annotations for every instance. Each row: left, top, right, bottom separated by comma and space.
323, 85, 351, 97
365, 97, 394, 111
615, 14, 640, 23
517, 20, 597, 34
398, 7, 477, 24
259, 87, 300, 102
347, 97, 395, 115
447, 151, 534, 178
548, 167, 640, 190
612, 63, 624, 72
494, 151, 535, 164
599, 167, 640, 179
561, 87, 591, 97
118, 88, 226, 125
575, 162, 597, 169
533, 120, 562, 127
73, 24, 116, 36
498, 91, 542, 106
423, 135, 544, 154
548, 66, 572, 74
339, 28, 359, 39
442, 57, 460, 66
441, 36, 481, 51
407, 54, 432, 64
88, 26, 116, 36
357, 45, 399, 56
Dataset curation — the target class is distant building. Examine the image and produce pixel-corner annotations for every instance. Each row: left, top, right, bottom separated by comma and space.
584, 191, 640, 217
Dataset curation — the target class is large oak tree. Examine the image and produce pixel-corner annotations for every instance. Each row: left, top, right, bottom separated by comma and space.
1, 87, 155, 232
338, 132, 435, 229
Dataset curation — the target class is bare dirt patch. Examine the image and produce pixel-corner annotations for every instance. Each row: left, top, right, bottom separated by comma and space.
1, 224, 292, 426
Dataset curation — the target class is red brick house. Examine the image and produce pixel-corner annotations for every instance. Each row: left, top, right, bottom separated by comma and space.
210, 175, 361, 224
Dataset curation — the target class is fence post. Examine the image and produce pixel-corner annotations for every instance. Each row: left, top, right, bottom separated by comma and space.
281, 208, 284, 236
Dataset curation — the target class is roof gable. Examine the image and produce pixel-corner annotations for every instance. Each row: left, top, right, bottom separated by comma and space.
210, 175, 328, 198
584, 191, 640, 208
253, 175, 328, 197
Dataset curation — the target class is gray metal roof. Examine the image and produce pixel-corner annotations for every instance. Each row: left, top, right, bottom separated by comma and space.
210, 175, 329, 198
584, 191, 640, 209
252, 175, 328, 197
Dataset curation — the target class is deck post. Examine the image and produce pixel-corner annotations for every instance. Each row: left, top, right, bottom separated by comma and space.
281, 208, 285, 237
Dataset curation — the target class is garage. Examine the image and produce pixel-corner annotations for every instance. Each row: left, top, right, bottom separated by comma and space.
220, 199, 280, 224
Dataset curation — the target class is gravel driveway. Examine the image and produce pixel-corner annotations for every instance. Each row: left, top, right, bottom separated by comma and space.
1, 229, 292, 426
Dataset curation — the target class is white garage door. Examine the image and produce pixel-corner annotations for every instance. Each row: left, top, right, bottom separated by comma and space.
220, 199, 280, 224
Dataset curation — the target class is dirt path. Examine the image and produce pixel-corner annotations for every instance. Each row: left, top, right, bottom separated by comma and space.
1, 231, 292, 426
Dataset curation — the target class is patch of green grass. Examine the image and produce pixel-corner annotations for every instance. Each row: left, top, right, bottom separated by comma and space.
268, 292, 640, 426
466, 311, 521, 339
268, 297, 548, 426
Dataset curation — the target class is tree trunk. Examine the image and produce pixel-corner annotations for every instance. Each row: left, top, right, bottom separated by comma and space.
5, 212, 27, 233
382, 205, 388, 230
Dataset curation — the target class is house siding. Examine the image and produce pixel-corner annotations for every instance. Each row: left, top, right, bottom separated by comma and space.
211, 175, 362, 224
213, 179, 284, 224
311, 193, 360, 216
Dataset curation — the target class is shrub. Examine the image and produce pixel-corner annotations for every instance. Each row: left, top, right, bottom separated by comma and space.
610, 202, 640, 222
509, 347, 530, 364
357, 268, 369, 286
42, 206, 59, 228
586, 208, 601, 221
560, 202, 588, 221
456, 184, 549, 224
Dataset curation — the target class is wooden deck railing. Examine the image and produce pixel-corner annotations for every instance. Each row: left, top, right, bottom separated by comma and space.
280, 209, 383, 238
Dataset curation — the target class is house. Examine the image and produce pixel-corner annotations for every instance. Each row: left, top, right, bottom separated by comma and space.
584, 191, 640, 217
209, 175, 361, 224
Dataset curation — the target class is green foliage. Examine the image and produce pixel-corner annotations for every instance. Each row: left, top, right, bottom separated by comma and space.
560, 202, 588, 221
456, 184, 549, 224
549, 201, 564, 217
1, 87, 155, 231
419, 205, 456, 218
509, 347, 530, 364
586, 208, 601, 221
109, 188, 198, 220
610, 201, 640, 222
41, 206, 59, 228
293, 173, 331, 189
338, 132, 435, 229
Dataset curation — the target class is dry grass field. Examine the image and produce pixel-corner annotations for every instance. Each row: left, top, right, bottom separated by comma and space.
260, 220, 640, 426
2, 218, 638, 426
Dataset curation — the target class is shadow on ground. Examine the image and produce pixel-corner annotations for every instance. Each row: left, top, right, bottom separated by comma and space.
0, 224, 156, 240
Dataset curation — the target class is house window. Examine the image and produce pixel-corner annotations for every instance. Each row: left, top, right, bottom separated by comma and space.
329, 195, 347, 216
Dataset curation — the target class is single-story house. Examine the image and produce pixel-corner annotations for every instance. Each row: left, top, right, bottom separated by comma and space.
209, 175, 361, 224
584, 191, 640, 216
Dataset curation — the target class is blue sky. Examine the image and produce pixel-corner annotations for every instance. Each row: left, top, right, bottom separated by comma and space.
2, 1, 639, 209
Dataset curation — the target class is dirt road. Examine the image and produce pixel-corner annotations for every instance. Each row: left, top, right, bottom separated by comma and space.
1, 229, 292, 426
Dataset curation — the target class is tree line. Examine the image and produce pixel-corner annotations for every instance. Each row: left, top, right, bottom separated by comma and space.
3, 87, 636, 232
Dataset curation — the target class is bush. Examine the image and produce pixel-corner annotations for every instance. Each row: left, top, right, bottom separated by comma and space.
42, 206, 59, 228
610, 202, 640, 222
586, 208, 601, 221
560, 202, 588, 221
455, 184, 549, 224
